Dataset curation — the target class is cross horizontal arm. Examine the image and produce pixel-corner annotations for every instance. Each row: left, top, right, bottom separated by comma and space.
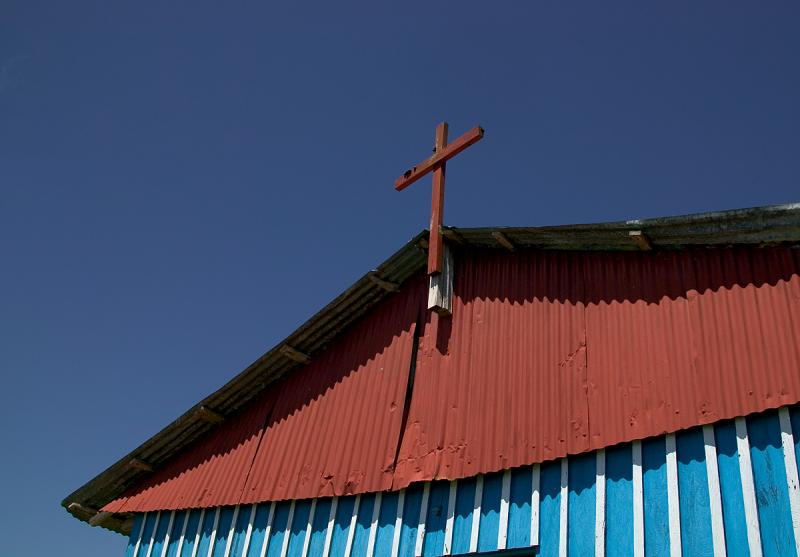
394, 126, 484, 191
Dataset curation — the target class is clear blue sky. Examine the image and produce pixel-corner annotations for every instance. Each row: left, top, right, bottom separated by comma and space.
1, 2, 798, 555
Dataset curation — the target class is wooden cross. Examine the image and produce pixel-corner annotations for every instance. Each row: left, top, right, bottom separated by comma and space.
395, 122, 484, 275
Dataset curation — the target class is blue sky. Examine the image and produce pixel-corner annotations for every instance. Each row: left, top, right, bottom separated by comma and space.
1, 2, 798, 555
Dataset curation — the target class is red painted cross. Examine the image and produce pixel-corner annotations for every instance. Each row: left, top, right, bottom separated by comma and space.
395, 122, 484, 275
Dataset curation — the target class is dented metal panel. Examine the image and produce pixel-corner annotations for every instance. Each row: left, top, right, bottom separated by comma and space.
582, 247, 800, 448
239, 277, 423, 503
395, 251, 591, 487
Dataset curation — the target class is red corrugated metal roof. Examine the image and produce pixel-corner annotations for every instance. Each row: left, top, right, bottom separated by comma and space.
66, 204, 800, 532
105, 276, 425, 513
104, 245, 800, 512
103, 387, 277, 512
392, 247, 800, 488
239, 277, 423, 503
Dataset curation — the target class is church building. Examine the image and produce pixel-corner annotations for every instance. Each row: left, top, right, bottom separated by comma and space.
64, 201, 800, 557
65, 123, 800, 557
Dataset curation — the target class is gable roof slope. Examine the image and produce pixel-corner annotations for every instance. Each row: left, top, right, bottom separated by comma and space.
63, 202, 800, 534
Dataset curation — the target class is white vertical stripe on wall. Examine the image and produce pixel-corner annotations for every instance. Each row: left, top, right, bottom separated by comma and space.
344, 495, 361, 557
443, 481, 457, 555
132, 511, 147, 557
497, 470, 511, 550
258, 502, 277, 557
596, 449, 606, 557
302, 499, 318, 557
702, 425, 727, 557
778, 407, 800, 556
160, 511, 176, 557
175, 509, 191, 557
223, 506, 240, 557
240, 504, 257, 557
280, 501, 296, 557
391, 490, 405, 557
632, 441, 645, 557
469, 475, 484, 553
665, 433, 682, 557
559, 458, 568, 557
366, 492, 381, 557
145, 511, 162, 557
735, 417, 763, 557
415, 483, 431, 557
190, 509, 206, 557
206, 507, 221, 557
531, 464, 541, 547
322, 498, 338, 557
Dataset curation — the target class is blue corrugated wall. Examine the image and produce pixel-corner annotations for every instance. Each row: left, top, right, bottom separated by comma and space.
125, 405, 800, 557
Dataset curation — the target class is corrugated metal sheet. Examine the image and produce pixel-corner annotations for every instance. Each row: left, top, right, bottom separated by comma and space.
239, 276, 423, 503
66, 203, 800, 533
106, 246, 800, 514
122, 403, 800, 557
396, 251, 590, 486
104, 388, 278, 513
583, 247, 800, 446
392, 247, 800, 488
105, 276, 425, 513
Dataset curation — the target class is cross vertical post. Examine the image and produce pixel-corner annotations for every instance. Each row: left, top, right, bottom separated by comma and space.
429, 122, 449, 275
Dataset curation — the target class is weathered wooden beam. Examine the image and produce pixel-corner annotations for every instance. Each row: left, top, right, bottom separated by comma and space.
68, 502, 98, 519
128, 458, 153, 473
441, 227, 466, 245
427, 123, 449, 274
629, 230, 652, 251
428, 243, 454, 316
280, 344, 311, 364
395, 126, 485, 191
89, 511, 114, 527
492, 231, 515, 251
368, 272, 400, 292
195, 405, 225, 424
415, 237, 429, 257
